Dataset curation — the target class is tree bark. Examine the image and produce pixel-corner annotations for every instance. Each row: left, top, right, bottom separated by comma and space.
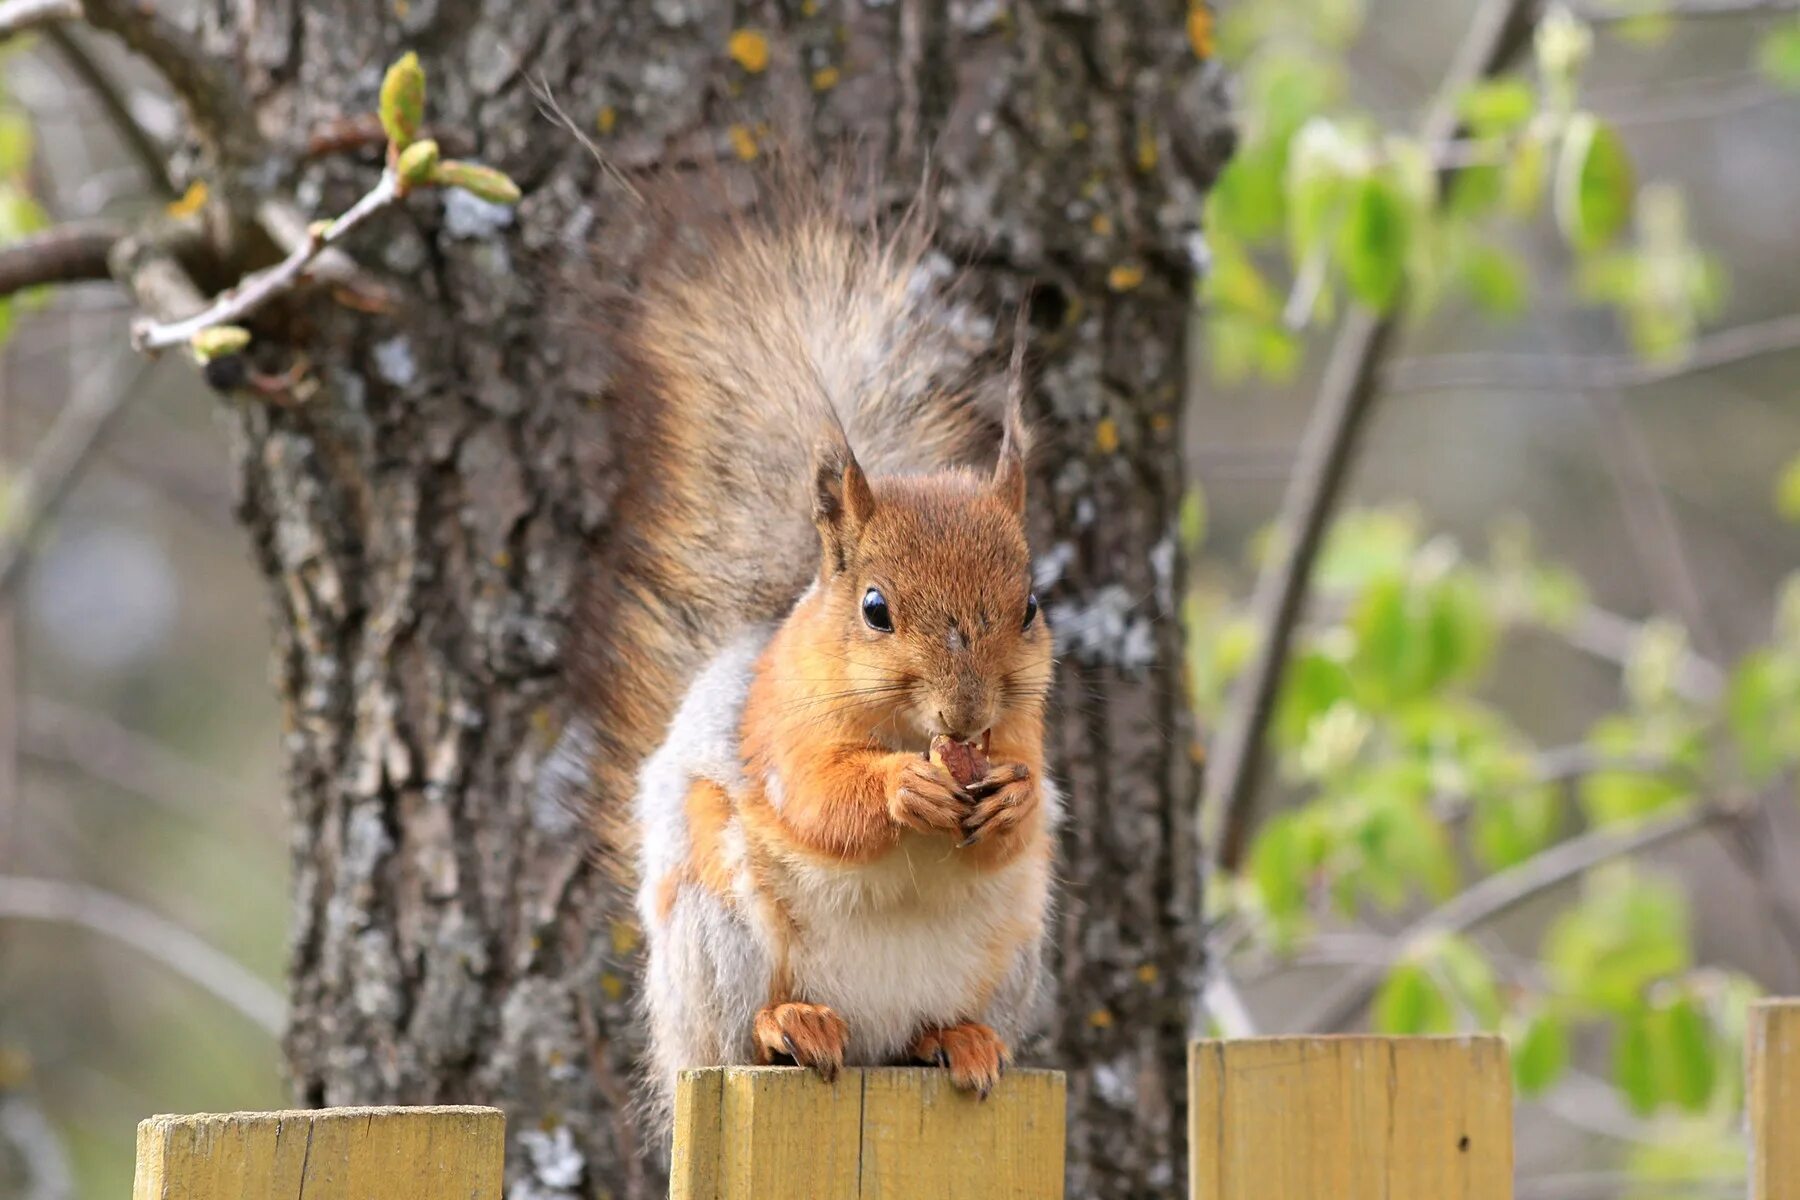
201, 2, 1231, 1195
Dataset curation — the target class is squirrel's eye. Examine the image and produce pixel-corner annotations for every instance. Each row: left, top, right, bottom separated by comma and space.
862, 588, 894, 633
1022, 593, 1039, 631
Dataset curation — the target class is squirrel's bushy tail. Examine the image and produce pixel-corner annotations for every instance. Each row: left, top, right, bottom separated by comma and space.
568, 176, 1008, 869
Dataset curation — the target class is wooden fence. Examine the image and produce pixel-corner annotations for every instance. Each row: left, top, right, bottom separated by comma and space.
131, 998, 1800, 1199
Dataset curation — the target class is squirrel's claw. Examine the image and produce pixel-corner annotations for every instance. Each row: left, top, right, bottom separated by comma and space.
911, 1023, 1009, 1098
959, 773, 1034, 846
890, 758, 970, 835
755, 1002, 849, 1083
964, 761, 1029, 798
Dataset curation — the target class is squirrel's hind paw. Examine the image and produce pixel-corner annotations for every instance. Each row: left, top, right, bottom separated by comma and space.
754, 1002, 850, 1083
911, 1022, 1009, 1099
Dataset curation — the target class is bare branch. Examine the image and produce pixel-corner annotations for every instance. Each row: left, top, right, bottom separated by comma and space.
0, 354, 152, 597
132, 168, 404, 352
0, 0, 79, 42
1559, 604, 1726, 702
107, 222, 207, 330
44, 22, 178, 199
0, 1094, 74, 1200
0, 874, 284, 1035
1386, 311, 1800, 395
0, 220, 122, 298
20, 697, 243, 823
1201, 0, 1542, 878
1294, 802, 1729, 1033
1580, 0, 1799, 20
73, 0, 263, 168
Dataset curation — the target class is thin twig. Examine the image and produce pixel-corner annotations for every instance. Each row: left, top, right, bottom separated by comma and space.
1716, 803, 1800, 987
1386, 311, 1800, 395
1294, 802, 1729, 1033
0, 220, 122, 298
44, 22, 178, 199
0, 874, 284, 1034
0, 0, 79, 41
1201, 0, 1542, 877
74, 0, 263, 168
1589, 389, 1722, 661
20, 697, 243, 823
132, 169, 403, 351
1580, 0, 1798, 19
0, 353, 152, 596
0, 1095, 74, 1200
1560, 604, 1726, 703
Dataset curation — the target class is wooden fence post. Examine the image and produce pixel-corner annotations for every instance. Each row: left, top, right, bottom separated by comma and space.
132, 1105, 504, 1200
1751, 999, 1800, 1198
1189, 1035, 1512, 1200
670, 1067, 1065, 1200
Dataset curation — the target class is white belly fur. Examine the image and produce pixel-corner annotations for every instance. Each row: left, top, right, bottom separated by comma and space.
778, 834, 1046, 1061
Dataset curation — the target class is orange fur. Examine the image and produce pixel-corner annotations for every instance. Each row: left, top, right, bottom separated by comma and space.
911, 1023, 1009, 1097
586, 173, 1058, 1114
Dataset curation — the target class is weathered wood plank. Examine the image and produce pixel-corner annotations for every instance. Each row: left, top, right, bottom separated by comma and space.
1189, 1036, 1512, 1200
670, 1067, 1066, 1200
131, 1105, 504, 1200
1751, 1000, 1800, 1198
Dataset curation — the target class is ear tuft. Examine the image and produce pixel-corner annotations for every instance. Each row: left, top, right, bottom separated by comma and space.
991, 302, 1032, 516
813, 438, 876, 572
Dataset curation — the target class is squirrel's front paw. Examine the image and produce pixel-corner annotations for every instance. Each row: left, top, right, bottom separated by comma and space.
959, 763, 1034, 846
912, 1022, 1009, 1099
888, 757, 969, 835
754, 1002, 849, 1082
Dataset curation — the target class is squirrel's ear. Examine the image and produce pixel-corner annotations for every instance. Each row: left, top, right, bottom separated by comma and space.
813, 439, 876, 573
991, 303, 1031, 517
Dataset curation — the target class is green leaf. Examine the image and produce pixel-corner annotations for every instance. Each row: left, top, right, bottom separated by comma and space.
1555, 114, 1635, 252
1577, 714, 1697, 826
1315, 508, 1420, 591
1472, 783, 1561, 870
1274, 652, 1355, 751
1208, 145, 1289, 243
1202, 236, 1282, 322
1179, 487, 1209, 552
1543, 866, 1691, 1015
1249, 811, 1316, 919
1460, 244, 1527, 317
1758, 22, 1800, 90
1511, 1008, 1570, 1096
189, 325, 251, 362
0, 111, 34, 176
1431, 935, 1503, 1028
1459, 79, 1537, 135
1445, 162, 1503, 219
1660, 993, 1716, 1112
430, 160, 523, 205
1504, 130, 1549, 216
379, 51, 427, 150
1373, 961, 1455, 1035
395, 137, 441, 187
1727, 651, 1800, 782
1615, 1006, 1660, 1114
1336, 173, 1409, 311
1286, 119, 1356, 263
1349, 572, 1495, 708
1776, 455, 1800, 522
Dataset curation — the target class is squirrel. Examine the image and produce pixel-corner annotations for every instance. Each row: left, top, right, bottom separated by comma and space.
567, 178, 1058, 1134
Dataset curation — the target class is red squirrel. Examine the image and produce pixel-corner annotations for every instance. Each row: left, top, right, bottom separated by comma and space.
569, 179, 1056, 1133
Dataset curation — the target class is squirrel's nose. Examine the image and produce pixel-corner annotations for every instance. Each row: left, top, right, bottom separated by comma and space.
934, 711, 971, 741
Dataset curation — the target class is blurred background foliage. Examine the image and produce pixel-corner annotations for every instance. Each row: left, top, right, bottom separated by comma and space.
0, 1, 1797, 1198
1190, 0, 1800, 1196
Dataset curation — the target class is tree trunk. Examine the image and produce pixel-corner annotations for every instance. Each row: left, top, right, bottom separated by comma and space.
206, 2, 1230, 1195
